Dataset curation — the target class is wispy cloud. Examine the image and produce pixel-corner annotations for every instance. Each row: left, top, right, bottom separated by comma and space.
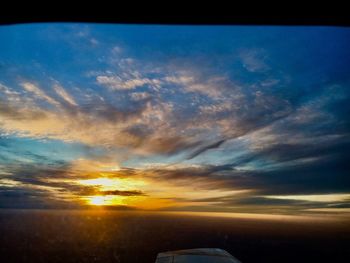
239, 48, 269, 73
21, 82, 59, 106
96, 75, 161, 90
53, 83, 77, 106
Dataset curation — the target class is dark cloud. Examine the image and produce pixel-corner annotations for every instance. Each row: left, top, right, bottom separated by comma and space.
0, 100, 47, 121
100, 190, 146, 196
186, 139, 226, 160
0, 160, 149, 210
0, 186, 80, 209
145, 139, 350, 196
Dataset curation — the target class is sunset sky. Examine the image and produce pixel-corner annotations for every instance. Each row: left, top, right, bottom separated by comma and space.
0, 24, 349, 216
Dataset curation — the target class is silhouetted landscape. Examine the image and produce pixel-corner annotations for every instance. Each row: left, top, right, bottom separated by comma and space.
1, 210, 349, 263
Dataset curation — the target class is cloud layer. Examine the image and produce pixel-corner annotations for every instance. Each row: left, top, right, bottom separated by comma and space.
0, 24, 349, 215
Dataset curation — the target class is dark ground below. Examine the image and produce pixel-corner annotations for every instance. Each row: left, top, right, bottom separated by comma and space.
0, 210, 349, 263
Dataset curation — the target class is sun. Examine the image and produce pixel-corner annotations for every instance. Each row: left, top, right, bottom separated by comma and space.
86, 195, 124, 206
78, 177, 150, 207
89, 196, 108, 206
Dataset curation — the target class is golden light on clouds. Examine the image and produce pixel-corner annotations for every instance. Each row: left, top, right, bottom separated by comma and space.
75, 174, 248, 210
78, 178, 119, 190
77, 177, 152, 208
77, 177, 146, 191
264, 194, 350, 202
71, 159, 121, 172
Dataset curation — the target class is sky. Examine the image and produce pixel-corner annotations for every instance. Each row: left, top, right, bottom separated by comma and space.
0, 24, 349, 216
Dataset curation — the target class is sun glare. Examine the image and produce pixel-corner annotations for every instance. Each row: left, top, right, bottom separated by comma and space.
77, 177, 146, 191
88, 196, 109, 206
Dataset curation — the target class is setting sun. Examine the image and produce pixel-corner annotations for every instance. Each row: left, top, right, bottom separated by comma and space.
89, 196, 106, 206
88, 196, 111, 206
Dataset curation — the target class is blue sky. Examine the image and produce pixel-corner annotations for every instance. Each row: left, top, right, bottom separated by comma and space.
0, 24, 349, 215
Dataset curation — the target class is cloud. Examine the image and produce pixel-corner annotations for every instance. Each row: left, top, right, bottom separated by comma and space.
0, 187, 70, 209
0, 83, 20, 96
111, 45, 123, 54
186, 139, 226, 160
0, 161, 148, 209
100, 190, 146, 196
53, 83, 77, 105
1, 145, 349, 212
263, 194, 350, 203
130, 92, 151, 101
239, 48, 269, 73
142, 142, 350, 196
0, 95, 150, 152
89, 38, 99, 46
164, 73, 228, 98
0, 99, 47, 121
1, 60, 348, 172
21, 82, 59, 106
96, 75, 161, 90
